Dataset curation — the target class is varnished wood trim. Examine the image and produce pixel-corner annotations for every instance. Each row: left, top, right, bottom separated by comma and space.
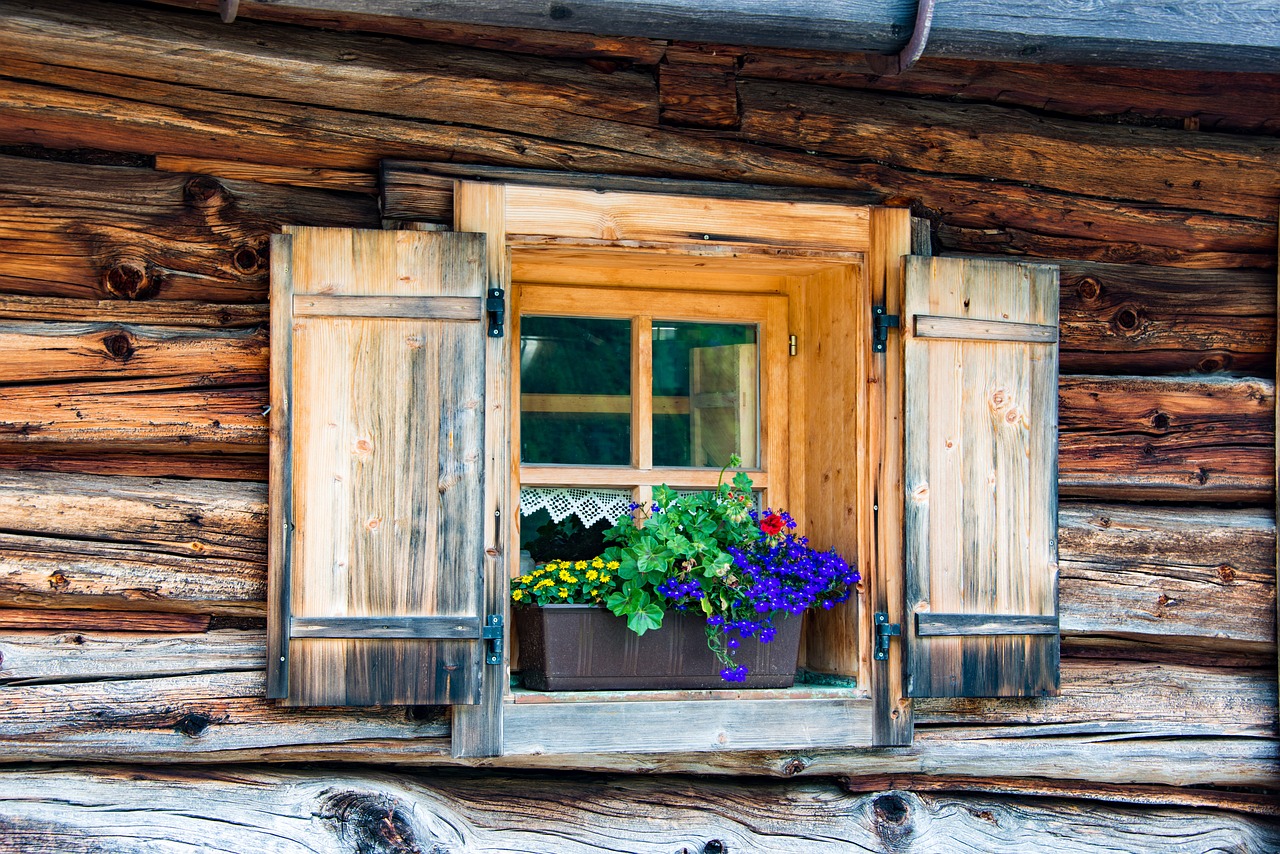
291, 616, 483, 639
915, 614, 1060, 637
913, 315, 1059, 344
293, 294, 482, 320
520, 466, 769, 490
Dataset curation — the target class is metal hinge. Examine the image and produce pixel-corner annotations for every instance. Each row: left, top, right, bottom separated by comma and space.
486, 288, 505, 338
872, 305, 900, 353
482, 614, 504, 665
789, 334, 797, 356
873, 612, 901, 661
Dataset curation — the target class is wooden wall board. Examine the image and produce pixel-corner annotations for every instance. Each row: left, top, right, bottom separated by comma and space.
3, 766, 1278, 852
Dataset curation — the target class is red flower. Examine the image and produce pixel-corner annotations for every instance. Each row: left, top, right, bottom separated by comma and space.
760, 513, 785, 536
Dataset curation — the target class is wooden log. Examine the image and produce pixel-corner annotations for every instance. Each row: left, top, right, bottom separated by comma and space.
0, 670, 449, 758
1, 767, 1279, 853
1058, 376, 1276, 502
1053, 260, 1277, 376
736, 80, 1280, 222
0, 295, 266, 328
154, 154, 377, 194
838, 775, 1280, 818
0, 1, 659, 130
0, 608, 210, 633
914, 660, 1277, 736
0, 320, 266, 385
0, 152, 377, 302
0, 629, 262, 684
149, 0, 670, 64
1059, 504, 1276, 650
0, 450, 267, 482
739, 55, 1280, 136
1, 5, 1274, 268
0, 378, 267, 450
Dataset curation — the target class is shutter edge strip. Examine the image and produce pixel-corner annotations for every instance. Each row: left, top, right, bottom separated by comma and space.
913, 314, 1058, 343
916, 613, 1059, 636
290, 616, 484, 639
293, 294, 483, 320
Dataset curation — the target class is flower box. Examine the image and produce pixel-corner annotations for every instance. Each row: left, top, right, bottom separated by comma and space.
514, 604, 802, 691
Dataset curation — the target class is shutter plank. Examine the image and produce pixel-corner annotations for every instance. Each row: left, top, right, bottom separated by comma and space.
274, 227, 489, 708
904, 256, 1060, 698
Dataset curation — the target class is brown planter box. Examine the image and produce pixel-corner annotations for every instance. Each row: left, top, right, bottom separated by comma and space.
513, 604, 801, 690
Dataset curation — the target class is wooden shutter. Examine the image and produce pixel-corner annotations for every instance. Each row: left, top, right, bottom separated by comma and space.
902, 255, 1060, 698
267, 227, 502, 746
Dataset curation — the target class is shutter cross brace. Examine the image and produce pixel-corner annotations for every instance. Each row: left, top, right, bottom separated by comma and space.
872, 305, 899, 352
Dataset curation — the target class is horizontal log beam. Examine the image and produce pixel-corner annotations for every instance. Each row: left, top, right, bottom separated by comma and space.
1, 3, 1275, 269
0, 450, 267, 482
1, 766, 1278, 852
1059, 504, 1276, 650
0, 629, 261, 684
0, 295, 266, 328
150, 0, 1280, 71
0, 608, 210, 633
1058, 375, 1275, 502
0, 151, 377, 302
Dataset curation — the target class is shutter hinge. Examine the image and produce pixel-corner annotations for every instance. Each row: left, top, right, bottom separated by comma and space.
486, 288, 505, 338
789, 334, 797, 356
482, 614, 504, 665
873, 612, 901, 661
872, 305, 900, 353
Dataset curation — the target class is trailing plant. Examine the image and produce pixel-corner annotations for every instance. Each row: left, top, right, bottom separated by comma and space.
512, 456, 859, 682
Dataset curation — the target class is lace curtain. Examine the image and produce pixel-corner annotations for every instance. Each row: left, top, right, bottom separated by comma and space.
519, 486, 633, 528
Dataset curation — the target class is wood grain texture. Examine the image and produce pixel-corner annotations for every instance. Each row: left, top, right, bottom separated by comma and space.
0, 629, 263, 684
0, 608, 210, 633
155, 154, 377, 194
0, 152, 377, 302
1, 766, 1277, 853
1058, 375, 1275, 502
659, 43, 740, 130
0, 450, 267, 482
1059, 504, 1276, 651
0, 295, 267, 328
903, 256, 1060, 698
281, 227, 488, 707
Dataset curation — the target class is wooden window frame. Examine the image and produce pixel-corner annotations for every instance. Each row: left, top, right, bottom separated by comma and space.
451, 179, 915, 754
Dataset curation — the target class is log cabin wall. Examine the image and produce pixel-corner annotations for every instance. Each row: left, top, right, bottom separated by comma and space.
0, 0, 1276, 845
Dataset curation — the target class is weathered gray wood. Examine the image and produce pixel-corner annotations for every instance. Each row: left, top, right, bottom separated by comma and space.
150, 0, 1280, 70
267, 233, 292, 699
292, 294, 482, 319
504, 695, 874, 755
0, 629, 262, 684
3, 766, 1278, 853
916, 614, 1058, 636
1059, 504, 1276, 651
903, 256, 1060, 698
290, 616, 482, 639
0, 608, 210, 633
0, 295, 267, 328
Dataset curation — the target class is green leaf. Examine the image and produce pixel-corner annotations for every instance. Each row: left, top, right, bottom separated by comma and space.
627, 603, 664, 636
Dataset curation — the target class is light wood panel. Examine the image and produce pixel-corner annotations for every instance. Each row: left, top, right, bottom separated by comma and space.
903, 255, 1060, 698
276, 226, 489, 709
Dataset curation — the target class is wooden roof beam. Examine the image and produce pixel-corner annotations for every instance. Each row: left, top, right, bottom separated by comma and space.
176, 0, 1280, 71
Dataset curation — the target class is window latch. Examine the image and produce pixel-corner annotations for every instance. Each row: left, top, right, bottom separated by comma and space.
872, 305, 899, 353
486, 288, 505, 338
482, 614, 504, 665
874, 612, 901, 661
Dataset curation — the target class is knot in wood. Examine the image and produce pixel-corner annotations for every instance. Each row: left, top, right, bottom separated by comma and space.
230, 242, 266, 274
173, 712, 213, 738
48, 572, 70, 592
1217, 564, 1236, 583
548, 3, 573, 20
317, 791, 439, 854
1197, 354, 1229, 373
780, 757, 807, 776
702, 841, 726, 854
183, 175, 229, 207
102, 258, 156, 299
870, 792, 915, 850
1075, 276, 1103, 302
1113, 306, 1142, 335
102, 332, 136, 362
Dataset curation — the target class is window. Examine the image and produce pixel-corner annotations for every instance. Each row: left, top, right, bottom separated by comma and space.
266, 173, 1061, 760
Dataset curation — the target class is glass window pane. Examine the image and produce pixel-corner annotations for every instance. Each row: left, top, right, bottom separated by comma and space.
520, 316, 631, 465
653, 321, 759, 468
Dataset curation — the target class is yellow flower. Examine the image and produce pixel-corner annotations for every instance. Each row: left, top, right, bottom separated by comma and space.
606, 560, 620, 570
558, 569, 572, 582
585, 569, 599, 581
534, 579, 554, 590
590, 588, 598, 596
574, 560, 588, 570
600, 574, 612, 583
559, 560, 572, 568
591, 558, 605, 568
512, 589, 524, 601
519, 575, 533, 584
558, 588, 569, 598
